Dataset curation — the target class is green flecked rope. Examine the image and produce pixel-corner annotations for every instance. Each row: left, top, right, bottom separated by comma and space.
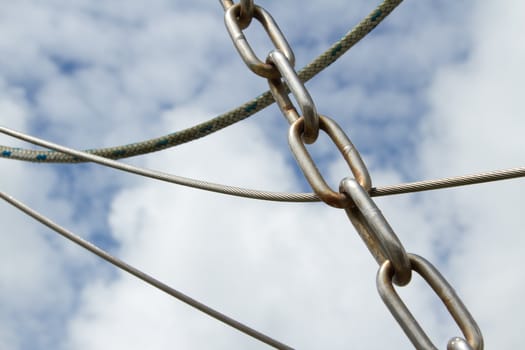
0, 0, 403, 163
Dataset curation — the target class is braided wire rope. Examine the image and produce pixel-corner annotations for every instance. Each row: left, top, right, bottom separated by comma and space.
0, 0, 403, 163
2, 126, 524, 202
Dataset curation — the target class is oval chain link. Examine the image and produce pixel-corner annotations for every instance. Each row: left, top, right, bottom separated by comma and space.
224, 3, 295, 79
288, 115, 371, 208
377, 254, 484, 350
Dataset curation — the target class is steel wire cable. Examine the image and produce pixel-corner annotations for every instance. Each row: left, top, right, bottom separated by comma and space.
369, 167, 525, 197
2, 126, 525, 202
0, 0, 403, 163
0, 126, 318, 202
0, 191, 294, 350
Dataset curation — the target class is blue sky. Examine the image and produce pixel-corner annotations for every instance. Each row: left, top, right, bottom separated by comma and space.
1, 0, 524, 349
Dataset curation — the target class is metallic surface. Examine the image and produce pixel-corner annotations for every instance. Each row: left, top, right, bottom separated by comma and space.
377, 254, 484, 350
224, 4, 294, 78
448, 337, 475, 350
239, 0, 255, 28
288, 115, 371, 208
267, 50, 319, 143
0, 191, 295, 350
219, 0, 233, 10
220, 0, 255, 29
268, 75, 300, 125
340, 177, 412, 286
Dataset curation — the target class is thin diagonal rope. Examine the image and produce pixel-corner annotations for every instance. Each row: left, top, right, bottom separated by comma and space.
0, 191, 294, 350
0, 0, 403, 163
2, 126, 525, 202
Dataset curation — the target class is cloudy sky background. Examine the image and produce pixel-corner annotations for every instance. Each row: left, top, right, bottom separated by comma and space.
1, 0, 524, 349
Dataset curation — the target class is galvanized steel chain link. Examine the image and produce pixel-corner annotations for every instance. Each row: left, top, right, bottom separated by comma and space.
221, 1, 483, 348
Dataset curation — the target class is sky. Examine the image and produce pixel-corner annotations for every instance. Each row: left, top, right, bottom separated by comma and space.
0, 0, 524, 349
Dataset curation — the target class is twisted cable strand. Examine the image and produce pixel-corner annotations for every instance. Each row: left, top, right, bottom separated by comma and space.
0, 0, 403, 163
370, 166, 525, 197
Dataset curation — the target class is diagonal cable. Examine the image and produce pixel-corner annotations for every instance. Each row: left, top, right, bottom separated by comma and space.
0, 0, 403, 163
0, 191, 294, 350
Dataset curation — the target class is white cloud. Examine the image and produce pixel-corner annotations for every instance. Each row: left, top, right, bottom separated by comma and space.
1, 0, 524, 349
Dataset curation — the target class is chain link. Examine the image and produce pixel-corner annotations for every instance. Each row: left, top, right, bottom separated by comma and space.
289, 115, 370, 208
224, 4, 294, 79
267, 50, 319, 143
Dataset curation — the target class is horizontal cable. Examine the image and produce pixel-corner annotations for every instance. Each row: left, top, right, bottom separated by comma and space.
0, 191, 294, 350
0, 0, 403, 163
2, 126, 524, 202
370, 166, 525, 197
0, 126, 318, 202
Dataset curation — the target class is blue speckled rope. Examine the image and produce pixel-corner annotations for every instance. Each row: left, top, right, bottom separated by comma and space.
0, 0, 403, 163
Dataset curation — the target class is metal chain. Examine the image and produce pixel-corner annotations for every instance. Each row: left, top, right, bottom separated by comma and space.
0, 0, 404, 163
377, 254, 483, 350
334, 139, 484, 348
284, 100, 482, 348
341, 178, 412, 286
0, 190, 294, 350
267, 51, 319, 143
221, 2, 485, 347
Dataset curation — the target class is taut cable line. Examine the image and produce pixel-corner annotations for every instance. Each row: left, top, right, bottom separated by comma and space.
0, 0, 403, 163
0, 191, 295, 350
